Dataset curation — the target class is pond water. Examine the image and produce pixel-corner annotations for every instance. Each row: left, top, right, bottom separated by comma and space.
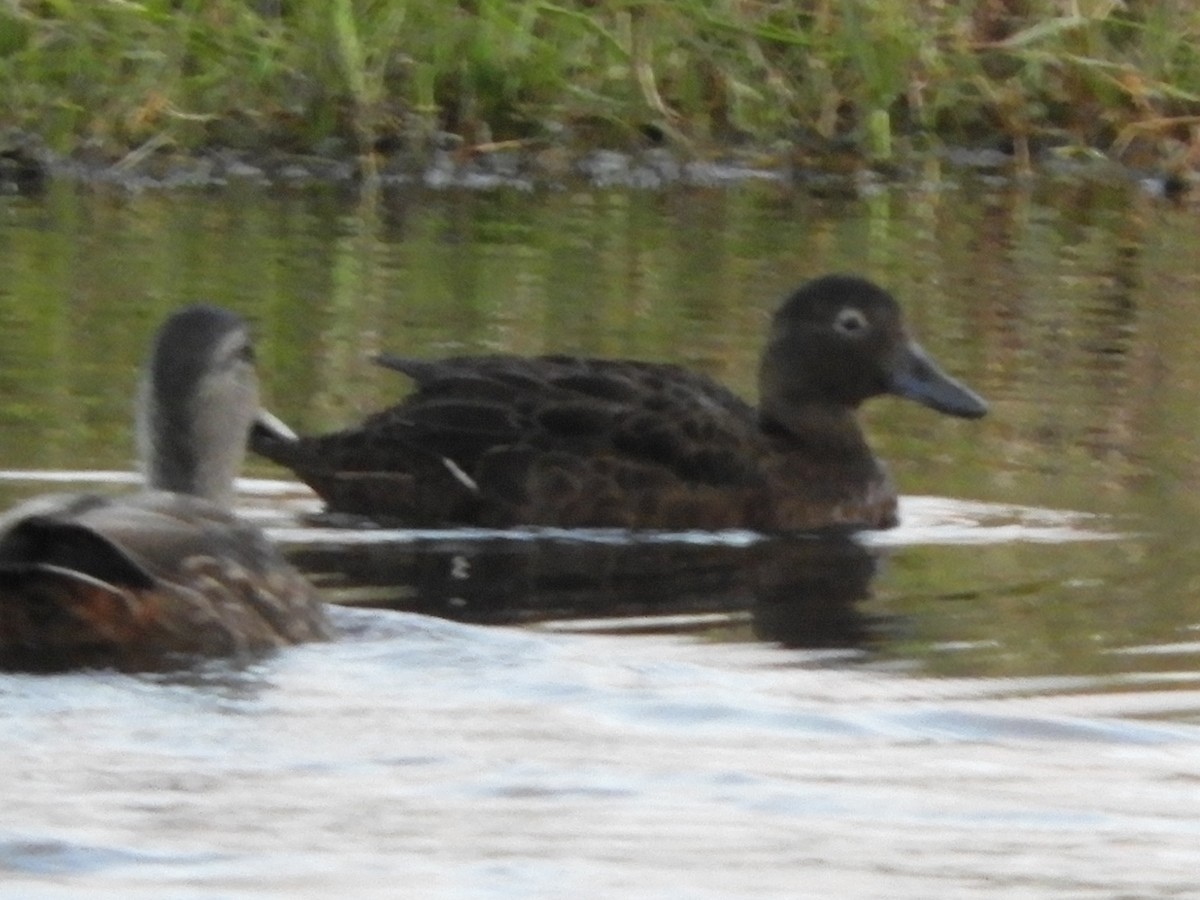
2, 170, 1200, 897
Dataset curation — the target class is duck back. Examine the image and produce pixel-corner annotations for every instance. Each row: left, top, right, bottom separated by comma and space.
253, 354, 897, 530
0, 491, 328, 671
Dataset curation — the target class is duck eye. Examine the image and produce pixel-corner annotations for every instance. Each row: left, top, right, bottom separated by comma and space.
214, 335, 256, 373
833, 307, 869, 336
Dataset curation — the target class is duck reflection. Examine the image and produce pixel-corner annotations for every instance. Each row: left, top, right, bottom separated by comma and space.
287, 529, 883, 649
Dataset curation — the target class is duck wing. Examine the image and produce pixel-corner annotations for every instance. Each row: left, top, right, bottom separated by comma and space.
0, 491, 328, 671
253, 354, 768, 527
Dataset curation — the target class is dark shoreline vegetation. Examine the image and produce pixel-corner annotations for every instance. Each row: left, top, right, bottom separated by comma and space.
2, 1, 1199, 193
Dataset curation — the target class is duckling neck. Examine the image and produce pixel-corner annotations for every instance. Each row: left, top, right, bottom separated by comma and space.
136, 387, 242, 509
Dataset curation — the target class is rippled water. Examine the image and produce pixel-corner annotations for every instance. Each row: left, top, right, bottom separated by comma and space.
3, 174, 1200, 897
5, 594, 1200, 898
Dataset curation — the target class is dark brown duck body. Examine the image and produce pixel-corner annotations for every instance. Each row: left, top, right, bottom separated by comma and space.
0, 306, 329, 672
0, 492, 326, 671
253, 275, 987, 531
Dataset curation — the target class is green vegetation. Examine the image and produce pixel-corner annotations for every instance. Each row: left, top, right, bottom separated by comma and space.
2, 0, 1200, 170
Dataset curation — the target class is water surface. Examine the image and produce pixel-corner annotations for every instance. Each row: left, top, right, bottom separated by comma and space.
2, 173, 1200, 897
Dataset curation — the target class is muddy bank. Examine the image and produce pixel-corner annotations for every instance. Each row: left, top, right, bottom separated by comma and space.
0, 128, 1186, 199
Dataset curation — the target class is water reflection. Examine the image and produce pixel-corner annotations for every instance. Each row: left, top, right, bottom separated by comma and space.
8, 178, 1200, 897
4, 172, 1192, 522
2, 173, 1200, 682
289, 528, 882, 650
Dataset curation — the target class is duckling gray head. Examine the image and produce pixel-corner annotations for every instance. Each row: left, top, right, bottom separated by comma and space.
136, 305, 261, 508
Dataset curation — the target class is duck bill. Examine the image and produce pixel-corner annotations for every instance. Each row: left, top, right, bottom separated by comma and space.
253, 408, 299, 442
887, 341, 988, 419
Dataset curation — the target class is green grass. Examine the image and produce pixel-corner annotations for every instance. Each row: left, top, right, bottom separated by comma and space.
2, 0, 1200, 170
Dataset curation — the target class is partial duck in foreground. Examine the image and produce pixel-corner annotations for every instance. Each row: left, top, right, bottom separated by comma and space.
252, 275, 987, 531
0, 305, 330, 672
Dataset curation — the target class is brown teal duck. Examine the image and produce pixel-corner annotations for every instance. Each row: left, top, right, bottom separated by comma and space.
251, 275, 987, 531
0, 305, 330, 671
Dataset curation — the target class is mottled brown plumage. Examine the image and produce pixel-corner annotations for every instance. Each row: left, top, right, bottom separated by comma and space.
253, 275, 987, 531
0, 306, 329, 672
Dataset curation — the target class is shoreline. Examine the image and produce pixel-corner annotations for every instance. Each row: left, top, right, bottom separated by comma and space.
2, 3, 1198, 196
0, 128, 1185, 198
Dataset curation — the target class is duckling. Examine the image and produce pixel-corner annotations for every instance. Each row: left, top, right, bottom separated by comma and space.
0, 305, 329, 671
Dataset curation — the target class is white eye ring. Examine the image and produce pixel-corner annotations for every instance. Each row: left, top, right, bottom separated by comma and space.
834, 307, 869, 336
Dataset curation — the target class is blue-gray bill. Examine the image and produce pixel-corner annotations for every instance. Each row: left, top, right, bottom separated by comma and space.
888, 341, 988, 419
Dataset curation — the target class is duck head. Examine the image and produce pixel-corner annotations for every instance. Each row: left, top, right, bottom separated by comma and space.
758, 274, 988, 434
136, 305, 290, 508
